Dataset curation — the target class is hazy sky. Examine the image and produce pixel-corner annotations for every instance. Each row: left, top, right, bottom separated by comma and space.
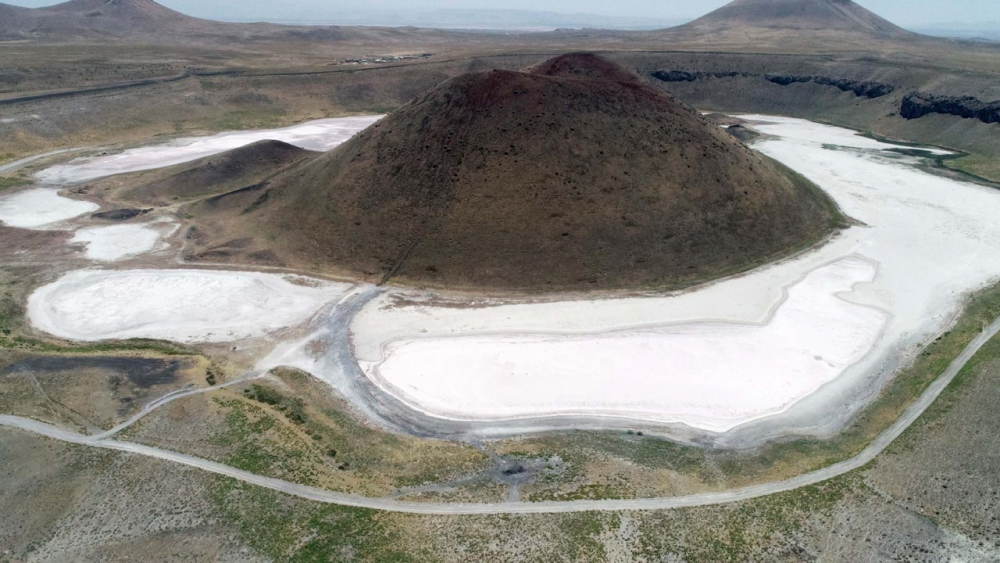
6, 0, 998, 27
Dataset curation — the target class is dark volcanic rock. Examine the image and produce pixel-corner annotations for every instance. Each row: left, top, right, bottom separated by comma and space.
726, 124, 760, 142
651, 70, 748, 83
528, 53, 642, 83
650, 70, 699, 83
766, 74, 813, 86
813, 76, 895, 98
91, 208, 151, 221
901, 92, 1000, 124
192, 54, 841, 292
1, 356, 183, 388
652, 69, 895, 99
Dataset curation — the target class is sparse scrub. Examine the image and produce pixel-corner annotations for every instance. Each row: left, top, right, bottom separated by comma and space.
0, 177, 32, 191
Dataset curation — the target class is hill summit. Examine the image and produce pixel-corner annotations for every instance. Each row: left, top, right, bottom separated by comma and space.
187, 54, 842, 292
0, 0, 205, 38
683, 0, 910, 36
0, 0, 460, 44
526, 53, 644, 83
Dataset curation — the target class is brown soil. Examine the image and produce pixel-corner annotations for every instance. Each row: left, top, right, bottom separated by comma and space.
122, 140, 318, 205
186, 54, 841, 292
680, 0, 911, 37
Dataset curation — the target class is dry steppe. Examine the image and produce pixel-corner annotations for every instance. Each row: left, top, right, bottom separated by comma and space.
1, 0, 999, 561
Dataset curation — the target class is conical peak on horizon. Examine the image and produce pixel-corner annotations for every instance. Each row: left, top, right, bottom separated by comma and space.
684, 0, 910, 36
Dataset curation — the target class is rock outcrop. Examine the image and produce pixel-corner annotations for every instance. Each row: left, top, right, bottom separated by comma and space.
900, 92, 1000, 125
651, 70, 895, 99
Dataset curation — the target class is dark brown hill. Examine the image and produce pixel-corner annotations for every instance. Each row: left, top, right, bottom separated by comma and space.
47, 0, 186, 19
0, 0, 468, 45
682, 0, 910, 36
0, 0, 204, 37
121, 140, 318, 206
0, 3, 31, 39
187, 54, 842, 292
527, 53, 643, 83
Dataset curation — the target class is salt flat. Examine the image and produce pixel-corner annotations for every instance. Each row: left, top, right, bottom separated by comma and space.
28, 270, 350, 343
0, 188, 99, 229
352, 116, 1000, 434
70, 221, 175, 261
362, 258, 886, 432
35, 116, 382, 184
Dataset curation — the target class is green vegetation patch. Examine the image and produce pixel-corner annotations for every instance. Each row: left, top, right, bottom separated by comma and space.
267, 370, 490, 488
660, 475, 860, 563
530, 482, 636, 502
203, 108, 289, 132
197, 375, 490, 494
944, 153, 1000, 185
0, 176, 32, 191
0, 287, 23, 338
212, 396, 329, 486
0, 334, 190, 356
208, 477, 421, 563
893, 334, 1000, 450
243, 383, 308, 424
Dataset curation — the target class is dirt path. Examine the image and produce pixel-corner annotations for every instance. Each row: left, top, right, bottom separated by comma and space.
3, 315, 996, 515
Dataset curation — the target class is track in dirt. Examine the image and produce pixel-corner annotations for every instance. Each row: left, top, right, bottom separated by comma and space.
2, 315, 997, 515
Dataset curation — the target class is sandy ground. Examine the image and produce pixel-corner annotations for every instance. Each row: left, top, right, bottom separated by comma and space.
0, 188, 99, 229
34, 116, 383, 184
70, 220, 177, 261
351, 116, 1000, 435
27, 269, 351, 343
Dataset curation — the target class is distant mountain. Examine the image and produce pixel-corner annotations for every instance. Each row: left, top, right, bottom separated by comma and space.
47, 0, 186, 20
680, 0, 912, 37
247, 8, 689, 31
0, 0, 466, 44
911, 22, 1000, 42
0, 2, 34, 39
0, 0, 210, 38
0, 1, 684, 43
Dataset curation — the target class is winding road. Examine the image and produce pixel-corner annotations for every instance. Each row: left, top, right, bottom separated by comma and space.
3, 316, 997, 515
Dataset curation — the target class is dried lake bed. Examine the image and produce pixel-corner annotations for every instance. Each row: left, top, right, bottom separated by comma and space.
33, 115, 383, 184
8, 114, 1000, 444
27, 269, 351, 343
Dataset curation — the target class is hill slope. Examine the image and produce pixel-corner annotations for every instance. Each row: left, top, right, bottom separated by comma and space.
0, 3, 31, 39
186, 54, 842, 292
0, 0, 466, 45
121, 140, 319, 206
0, 0, 209, 37
526, 53, 644, 83
681, 0, 910, 36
